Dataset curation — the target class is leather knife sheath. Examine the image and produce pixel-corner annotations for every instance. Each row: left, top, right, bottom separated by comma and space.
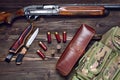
56, 24, 95, 76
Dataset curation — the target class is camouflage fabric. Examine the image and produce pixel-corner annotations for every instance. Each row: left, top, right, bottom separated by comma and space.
113, 71, 120, 80
101, 26, 120, 52
71, 26, 120, 80
93, 51, 119, 80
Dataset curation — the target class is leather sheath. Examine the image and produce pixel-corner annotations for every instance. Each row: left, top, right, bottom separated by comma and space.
56, 24, 95, 76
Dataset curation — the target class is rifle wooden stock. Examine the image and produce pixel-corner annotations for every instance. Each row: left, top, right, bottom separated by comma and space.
59, 6, 105, 16
0, 9, 24, 24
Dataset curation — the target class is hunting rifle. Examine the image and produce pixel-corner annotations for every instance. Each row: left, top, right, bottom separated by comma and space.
0, 4, 120, 24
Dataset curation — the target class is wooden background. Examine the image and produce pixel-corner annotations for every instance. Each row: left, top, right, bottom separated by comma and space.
0, 0, 120, 80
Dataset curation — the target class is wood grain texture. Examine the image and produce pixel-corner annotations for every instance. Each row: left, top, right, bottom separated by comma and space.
0, 0, 120, 80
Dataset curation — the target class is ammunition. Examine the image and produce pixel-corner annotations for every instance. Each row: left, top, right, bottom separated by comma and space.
51, 53, 55, 57
57, 44, 61, 53
63, 31, 67, 43
39, 41, 47, 51
37, 50, 45, 60
47, 32, 52, 43
54, 32, 61, 43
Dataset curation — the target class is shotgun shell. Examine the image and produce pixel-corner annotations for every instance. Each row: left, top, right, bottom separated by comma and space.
47, 32, 52, 43
39, 41, 47, 51
57, 44, 61, 53
37, 50, 45, 60
54, 32, 61, 43
63, 31, 67, 43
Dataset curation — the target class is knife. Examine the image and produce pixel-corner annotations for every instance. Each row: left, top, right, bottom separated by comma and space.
16, 28, 39, 65
5, 24, 33, 63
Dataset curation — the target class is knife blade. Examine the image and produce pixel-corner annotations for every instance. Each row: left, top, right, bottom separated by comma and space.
5, 24, 33, 63
16, 28, 39, 65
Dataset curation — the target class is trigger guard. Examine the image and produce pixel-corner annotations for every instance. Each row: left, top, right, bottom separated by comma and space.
26, 15, 39, 21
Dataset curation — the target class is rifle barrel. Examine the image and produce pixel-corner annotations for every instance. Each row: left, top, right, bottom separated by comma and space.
60, 4, 120, 9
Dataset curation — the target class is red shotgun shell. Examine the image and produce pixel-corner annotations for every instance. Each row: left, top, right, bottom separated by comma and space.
37, 50, 45, 60
63, 31, 67, 43
39, 41, 47, 51
54, 32, 61, 43
47, 32, 51, 43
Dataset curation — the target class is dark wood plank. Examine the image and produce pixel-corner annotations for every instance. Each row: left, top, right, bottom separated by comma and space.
0, 61, 66, 80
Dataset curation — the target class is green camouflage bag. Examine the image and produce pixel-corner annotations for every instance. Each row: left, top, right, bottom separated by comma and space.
71, 26, 120, 80
102, 54, 120, 80
92, 26, 120, 80
72, 42, 112, 80
113, 71, 120, 80
93, 51, 119, 80
101, 26, 120, 51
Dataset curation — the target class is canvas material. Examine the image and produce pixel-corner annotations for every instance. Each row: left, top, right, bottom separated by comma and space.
71, 26, 120, 80
101, 26, 120, 51
113, 71, 120, 80
93, 51, 119, 80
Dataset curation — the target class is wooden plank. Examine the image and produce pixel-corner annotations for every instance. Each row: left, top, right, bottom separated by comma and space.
0, 61, 66, 80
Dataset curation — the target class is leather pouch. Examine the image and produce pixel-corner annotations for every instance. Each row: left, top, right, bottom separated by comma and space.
56, 24, 95, 76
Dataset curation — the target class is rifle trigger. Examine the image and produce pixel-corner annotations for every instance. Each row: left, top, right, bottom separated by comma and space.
28, 16, 32, 19
26, 15, 31, 20
34, 16, 39, 20
26, 15, 38, 21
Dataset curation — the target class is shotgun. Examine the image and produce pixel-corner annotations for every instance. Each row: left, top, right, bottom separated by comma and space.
0, 4, 120, 24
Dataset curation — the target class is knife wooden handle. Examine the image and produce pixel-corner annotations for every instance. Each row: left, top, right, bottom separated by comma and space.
16, 47, 28, 65
4, 52, 14, 63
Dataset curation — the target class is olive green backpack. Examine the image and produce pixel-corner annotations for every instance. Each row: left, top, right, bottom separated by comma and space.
71, 26, 120, 80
